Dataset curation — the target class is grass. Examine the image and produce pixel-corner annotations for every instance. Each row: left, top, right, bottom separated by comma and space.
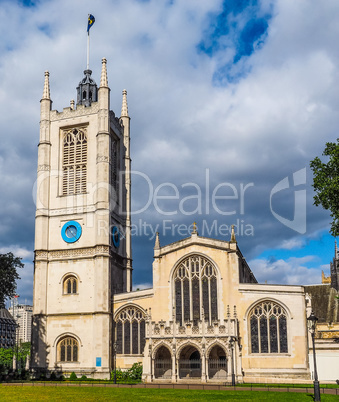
0, 386, 338, 402
238, 383, 339, 389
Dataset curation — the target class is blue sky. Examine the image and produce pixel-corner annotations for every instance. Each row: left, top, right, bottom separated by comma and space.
0, 0, 338, 305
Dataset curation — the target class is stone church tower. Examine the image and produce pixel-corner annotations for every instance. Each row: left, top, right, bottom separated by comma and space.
31, 58, 132, 378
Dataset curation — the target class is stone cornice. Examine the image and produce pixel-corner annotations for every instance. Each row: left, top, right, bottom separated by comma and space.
35, 245, 111, 261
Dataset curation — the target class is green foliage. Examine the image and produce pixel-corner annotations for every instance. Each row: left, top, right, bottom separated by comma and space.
80, 374, 88, 381
0, 387, 339, 401
111, 362, 142, 383
310, 138, 339, 237
127, 362, 142, 380
17, 342, 30, 366
69, 371, 77, 381
0, 347, 13, 368
0, 252, 24, 308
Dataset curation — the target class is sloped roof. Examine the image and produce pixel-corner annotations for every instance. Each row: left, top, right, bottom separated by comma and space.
305, 284, 339, 323
0, 308, 15, 321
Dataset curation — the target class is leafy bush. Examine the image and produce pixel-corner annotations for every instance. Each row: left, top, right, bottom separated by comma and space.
111, 362, 142, 383
127, 362, 142, 381
69, 371, 77, 381
80, 375, 88, 381
111, 368, 127, 381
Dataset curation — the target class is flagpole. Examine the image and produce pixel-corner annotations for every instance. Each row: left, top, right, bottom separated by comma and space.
87, 30, 90, 70
86, 14, 94, 70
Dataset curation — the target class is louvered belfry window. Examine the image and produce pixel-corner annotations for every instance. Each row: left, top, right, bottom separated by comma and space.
62, 128, 87, 195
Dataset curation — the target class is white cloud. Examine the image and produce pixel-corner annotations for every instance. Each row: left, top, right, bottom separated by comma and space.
279, 238, 305, 250
0, 0, 337, 293
249, 256, 322, 285
0, 246, 33, 261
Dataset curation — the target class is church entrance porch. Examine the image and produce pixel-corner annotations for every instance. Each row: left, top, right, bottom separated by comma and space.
207, 345, 227, 380
154, 346, 172, 379
178, 346, 201, 379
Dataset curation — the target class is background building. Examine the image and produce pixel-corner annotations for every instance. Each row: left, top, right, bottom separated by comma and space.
0, 309, 16, 349
8, 304, 33, 343
305, 241, 339, 382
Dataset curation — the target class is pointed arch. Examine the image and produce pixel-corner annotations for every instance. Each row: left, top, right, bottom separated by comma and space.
206, 340, 229, 359
171, 253, 220, 325
247, 300, 289, 354
54, 333, 82, 363
114, 304, 146, 355
175, 340, 202, 360
152, 342, 173, 360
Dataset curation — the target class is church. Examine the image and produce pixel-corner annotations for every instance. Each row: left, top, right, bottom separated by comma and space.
31, 58, 311, 383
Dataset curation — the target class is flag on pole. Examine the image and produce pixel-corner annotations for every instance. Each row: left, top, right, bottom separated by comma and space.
87, 14, 95, 33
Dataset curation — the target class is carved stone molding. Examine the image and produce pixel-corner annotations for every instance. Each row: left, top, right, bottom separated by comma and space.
96, 155, 110, 164
35, 251, 48, 260
38, 165, 50, 171
36, 245, 110, 261
49, 206, 96, 216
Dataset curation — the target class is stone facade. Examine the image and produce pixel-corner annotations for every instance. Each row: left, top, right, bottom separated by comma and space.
32, 60, 311, 383
31, 59, 132, 378
114, 231, 310, 383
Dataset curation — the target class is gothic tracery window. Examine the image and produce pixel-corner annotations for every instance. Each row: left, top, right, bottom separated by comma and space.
63, 275, 78, 295
249, 301, 288, 354
115, 307, 146, 355
58, 337, 78, 362
174, 255, 218, 325
62, 128, 87, 195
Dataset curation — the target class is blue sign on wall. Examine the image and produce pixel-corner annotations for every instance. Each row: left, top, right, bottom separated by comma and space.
96, 357, 102, 367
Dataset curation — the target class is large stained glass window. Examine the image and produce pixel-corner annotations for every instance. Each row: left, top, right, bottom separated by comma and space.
58, 337, 78, 362
173, 255, 218, 325
115, 307, 146, 355
249, 301, 288, 354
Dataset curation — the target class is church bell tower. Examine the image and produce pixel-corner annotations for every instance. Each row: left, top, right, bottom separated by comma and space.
31, 58, 132, 378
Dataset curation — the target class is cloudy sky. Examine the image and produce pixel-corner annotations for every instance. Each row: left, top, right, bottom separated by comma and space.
1, 0, 338, 306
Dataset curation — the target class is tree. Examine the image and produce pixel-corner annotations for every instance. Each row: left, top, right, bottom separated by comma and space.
310, 138, 339, 237
0, 253, 23, 308
0, 348, 13, 368
18, 342, 31, 367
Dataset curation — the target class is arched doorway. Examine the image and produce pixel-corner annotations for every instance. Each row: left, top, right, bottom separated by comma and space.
178, 345, 201, 379
208, 345, 227, 379
154, 345, 172, 379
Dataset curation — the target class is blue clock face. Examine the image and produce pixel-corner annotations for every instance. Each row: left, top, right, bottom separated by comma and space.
112, 226, 120, 248
61, 221, 82, 243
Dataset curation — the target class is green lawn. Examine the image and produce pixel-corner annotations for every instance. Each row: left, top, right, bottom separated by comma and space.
0, 386, 338, 402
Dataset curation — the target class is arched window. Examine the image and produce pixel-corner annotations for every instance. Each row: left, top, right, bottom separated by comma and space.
173, 255, 218, 326
63, 275, 78, 294
63, 128, 87, 195
115, 307, 146, 355
249, 301, 288, 354
58, 337, 78, 362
